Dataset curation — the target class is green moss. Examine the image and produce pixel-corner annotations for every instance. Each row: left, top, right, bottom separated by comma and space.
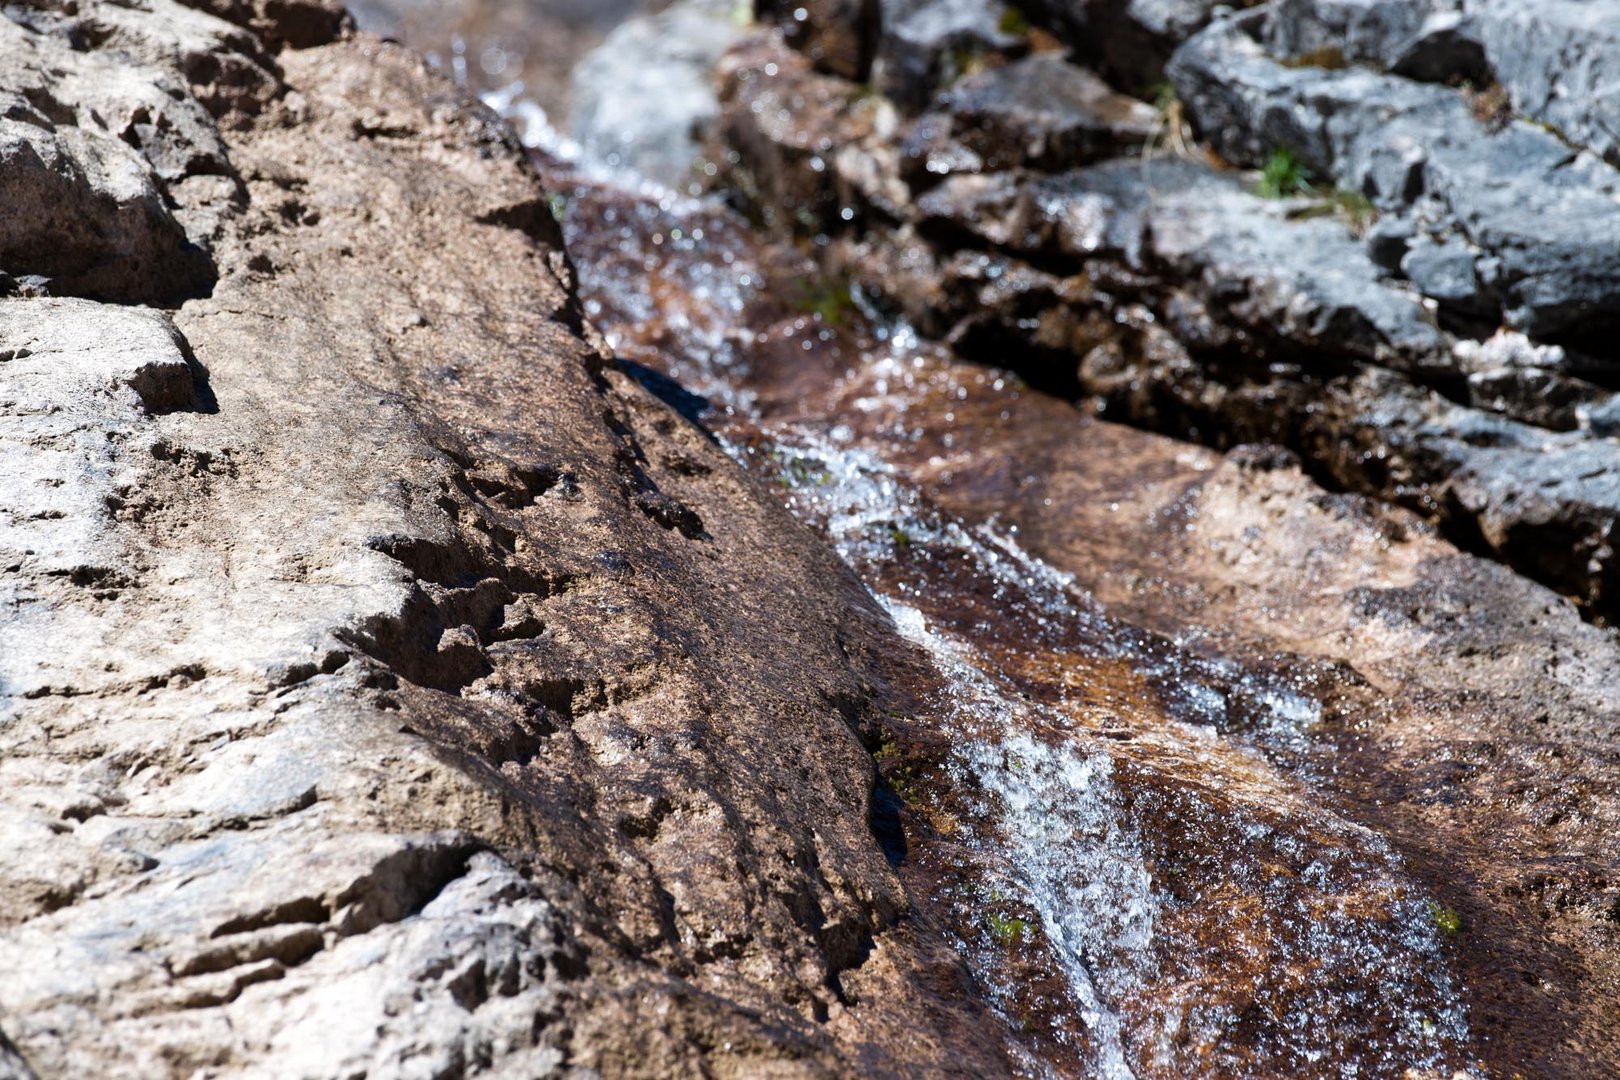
946, 44, 990, 85
883, 521, 912, 550
986, 911, 1031, 946
1430, 901, 1463, 937
774, 450, 833, 489
872, 734, 923, 801
1147, 80, 1177, 114
996, 5, 1030, 35
547, 192, 568, 223
1257, 146, 1314, 199
793, 279, 855, 326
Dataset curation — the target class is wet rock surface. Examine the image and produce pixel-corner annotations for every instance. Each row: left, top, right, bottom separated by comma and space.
543, 150, 1620, 1075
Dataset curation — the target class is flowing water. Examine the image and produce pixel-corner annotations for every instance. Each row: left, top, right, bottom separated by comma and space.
365, 14, 1496, 1070
534, 160, 1483, 1077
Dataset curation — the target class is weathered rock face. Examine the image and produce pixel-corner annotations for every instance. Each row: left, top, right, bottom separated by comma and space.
0, 2, 1026, 1075
13, 0, 1620, 1073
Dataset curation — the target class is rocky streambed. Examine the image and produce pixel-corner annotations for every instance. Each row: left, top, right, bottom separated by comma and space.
3, 0, 1620, 1077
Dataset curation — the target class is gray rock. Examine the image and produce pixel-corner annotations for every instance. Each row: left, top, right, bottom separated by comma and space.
1143, 165, 1451, 373
1366, 213, 1415, 271
1390, 8, 1488, 83
958, 158, 1452, 374
1022, 0, 1226, 87
1581, 394, 1620, 438
1263, 0, 1429, 66
875, 0, 1023, 108
927, 52, 1157, 171
1170, 13, 1620, 344
1470, 0, 1620, 165
1401, 234, 1485, 312
0, 13, 233, 183
1260, 0, 1486, 80
0, 1031, 33, 1080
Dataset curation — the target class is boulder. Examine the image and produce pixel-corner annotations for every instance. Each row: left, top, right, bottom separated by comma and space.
923, 51, 1157, 172
874, 0, 1025, 108
1470, 0, 1620, 165
1169, 13, 1620, 346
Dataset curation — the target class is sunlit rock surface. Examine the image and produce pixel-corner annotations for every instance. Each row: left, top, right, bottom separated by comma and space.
6, 0, 1620, 1075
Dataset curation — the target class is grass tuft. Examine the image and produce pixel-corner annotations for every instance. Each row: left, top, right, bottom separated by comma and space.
1257, 146, 1314, 199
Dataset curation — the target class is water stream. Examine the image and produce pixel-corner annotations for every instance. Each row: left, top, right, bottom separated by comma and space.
309, 0, 1504, 1059
523, 153, 1483, 1076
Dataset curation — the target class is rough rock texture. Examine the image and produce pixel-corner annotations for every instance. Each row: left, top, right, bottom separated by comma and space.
1469, 0, 1620, 166
913, 53, 1156, 174
1018, 0, 1226, 89
1169, 11, 1620, 347
0, 2, 1024, 1075
873, 0, 1026, 108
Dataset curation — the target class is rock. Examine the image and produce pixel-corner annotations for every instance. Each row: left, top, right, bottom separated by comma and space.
549, 155, 1620, 1075
713, 32, 910, 230
1079, 332, 1620, 615
0, 120, 214, 303
1019, 0, 1227, 89
1169, 12, 1620, 345
762, 0, 882, 80
1249, 0, 1487, 83
175, 0, 353, 49
916, 157, 1452, 375
1141, 163, 1452, 373
1401, 233, 1490, 322
1365, 212, 1415, 271
921, 52, 1157, 172
1470, 0, 1620, 165
873, 0, 1025, 108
